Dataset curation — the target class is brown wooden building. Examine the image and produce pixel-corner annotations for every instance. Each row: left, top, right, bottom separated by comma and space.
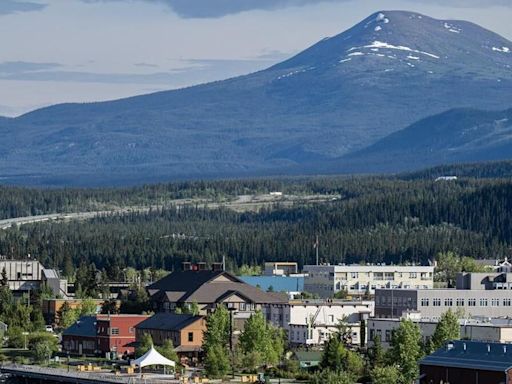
420, 340, 512, 384
135, 313, 206, 365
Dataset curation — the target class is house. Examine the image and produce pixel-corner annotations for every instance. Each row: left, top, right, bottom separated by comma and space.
303, 264, 434, 298
147, 262, 286, 315
420, 340, 512, 384
62, 316, 97, 356
96, 314, 149, 358
263, 299, 373, 346
135, 313, 206, 365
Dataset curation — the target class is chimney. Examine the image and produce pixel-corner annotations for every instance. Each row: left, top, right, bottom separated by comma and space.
182, 262, 192, 271
212, 262, 223, 272
197, 262, 207, 271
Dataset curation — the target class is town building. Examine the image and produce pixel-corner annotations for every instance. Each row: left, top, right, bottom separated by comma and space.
303, 264, 434, 298
135, 313, 206, 365
96, 314, 149, 358
239, 275, 304, 298
420, 340, 512, 384
62, 316, 97, 356
147, 262, 286, 315
368, 314, 512, 349
62, 314, 149, 358
147, 262, 286, 345
0, 257, 68, 297
376, 271, 512, 318
263, 299, 373, 346
42, 298, 104, 325
263, 262, 298, 276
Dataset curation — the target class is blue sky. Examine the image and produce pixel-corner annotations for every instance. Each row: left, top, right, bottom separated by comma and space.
1, 0, 511, 116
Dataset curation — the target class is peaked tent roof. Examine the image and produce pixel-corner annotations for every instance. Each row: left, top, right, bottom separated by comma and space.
132, 346, 176, 368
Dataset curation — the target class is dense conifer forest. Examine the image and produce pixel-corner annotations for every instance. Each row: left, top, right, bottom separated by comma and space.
1, 161, 512, 279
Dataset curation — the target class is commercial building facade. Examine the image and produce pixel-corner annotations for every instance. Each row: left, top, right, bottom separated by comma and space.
263, 299, 373, 346
95, 314, 149, 358
304, 264, 434, 298
368, 315, 512, 349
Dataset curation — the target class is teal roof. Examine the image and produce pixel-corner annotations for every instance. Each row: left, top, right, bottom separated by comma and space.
295, 351, 322, 363
421, 340, 512, 372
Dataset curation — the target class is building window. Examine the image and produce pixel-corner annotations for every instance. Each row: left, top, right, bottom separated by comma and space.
433, 298, 441, 307
492, 298, 499, 307
421, 298, 429, 307
504, 299, 511, 306
480, 298, 488, 307
444, 298, 453, 307
129, 327, 134, 334
188, 332, 194, 342
329, 315, 334, 323
409, 272, 417, 278
240, 303, 246, 311
385, 330, 391, 342
111, 328, 119, 335
351, 272, 358, 279
468, 299, 476, 307
456, 298, 465, 306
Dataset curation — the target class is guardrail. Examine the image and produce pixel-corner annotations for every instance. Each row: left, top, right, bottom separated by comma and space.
0, 363, 179, 384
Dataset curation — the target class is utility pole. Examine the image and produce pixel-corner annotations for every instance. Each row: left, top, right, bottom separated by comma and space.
315, 235, 319, 265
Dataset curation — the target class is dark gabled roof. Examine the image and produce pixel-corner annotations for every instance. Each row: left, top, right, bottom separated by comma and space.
421, 340, 512, 372
147, 270, 241, 294
135, 313, 203, 332
148, 269, 285, 304
62, 316, 97, 338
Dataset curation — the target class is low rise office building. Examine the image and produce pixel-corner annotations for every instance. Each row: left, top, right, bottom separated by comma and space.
368, 314, 512, 349
304, 264, 434, 298
376, 271, 512, 318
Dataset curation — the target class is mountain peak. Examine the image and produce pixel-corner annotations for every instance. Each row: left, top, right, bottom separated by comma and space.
273, 10, 511, 74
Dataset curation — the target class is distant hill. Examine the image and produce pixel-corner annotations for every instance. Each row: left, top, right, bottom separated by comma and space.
1, 11, 512, 186
340, 108, 512, 173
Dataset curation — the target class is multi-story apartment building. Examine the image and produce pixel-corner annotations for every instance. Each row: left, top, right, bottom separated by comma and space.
263, 299, 373, 346
368, 314, 512, 349
303, 264, 434, 298
376, 271, 512, 318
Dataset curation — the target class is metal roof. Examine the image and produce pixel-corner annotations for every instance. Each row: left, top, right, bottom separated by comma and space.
421, 340, 512, 372
62, 316, 96, 338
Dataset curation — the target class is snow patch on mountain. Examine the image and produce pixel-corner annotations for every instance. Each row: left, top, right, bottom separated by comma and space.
444, 23, 461, 34
375, 26, 382, 32
493, 46, 510, 53
349, 41, 440, 59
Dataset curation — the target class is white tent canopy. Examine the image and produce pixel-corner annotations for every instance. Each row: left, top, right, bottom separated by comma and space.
132, 346, 176, 369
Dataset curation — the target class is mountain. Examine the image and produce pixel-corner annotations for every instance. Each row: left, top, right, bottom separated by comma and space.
340, 108, 512, 173
1, 11, 512, 186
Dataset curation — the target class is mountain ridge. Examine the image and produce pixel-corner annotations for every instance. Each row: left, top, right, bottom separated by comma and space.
1, 10, 512, 186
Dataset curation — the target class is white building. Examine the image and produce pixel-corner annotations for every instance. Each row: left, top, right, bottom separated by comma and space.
368, 313, 512, 349
263, 262, 298, 276
263, 299, 374, 346
304, 264, 434, 298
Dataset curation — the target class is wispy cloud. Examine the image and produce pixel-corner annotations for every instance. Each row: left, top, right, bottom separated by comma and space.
80, 0, 344, 18
0, 57, 282, 86
0, 0, 46, 15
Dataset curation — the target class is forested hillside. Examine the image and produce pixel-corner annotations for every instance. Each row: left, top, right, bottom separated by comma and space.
1, 174, 511, 279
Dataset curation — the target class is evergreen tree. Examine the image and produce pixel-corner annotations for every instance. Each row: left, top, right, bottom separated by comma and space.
156, 339, 179, 364
431, 309, 460, 350
0, 267, 8, 287
369, 334, 385, 369
389, 319, 423, 384
203, 306, 231, 378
